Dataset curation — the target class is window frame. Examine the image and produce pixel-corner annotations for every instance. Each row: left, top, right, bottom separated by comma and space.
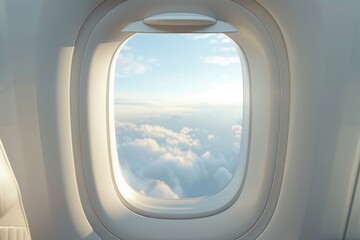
70, 0, 290, 239
108, 32, 250, 216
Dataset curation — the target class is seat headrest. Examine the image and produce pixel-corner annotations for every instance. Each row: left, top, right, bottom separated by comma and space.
0, 141, 19, 218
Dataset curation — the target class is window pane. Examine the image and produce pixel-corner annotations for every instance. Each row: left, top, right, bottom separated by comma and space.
113, 33, 244, 199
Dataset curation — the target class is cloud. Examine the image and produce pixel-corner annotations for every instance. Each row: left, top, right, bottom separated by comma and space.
115, 122, 137, 131
115, 47, 158, 77
180, 127, 192, 135
208, 134, 215, 142
159, 150, 197, 167
125, 138, 160, 153
120, 138, 161, 170
116, 122, 239, 198
117, 54, 150, 75
232, 124, 242, 150
139, 124, 199, 148
232, 125, 242, 139
200, 56, 240, 65
143, 179, 179, 199
201, 151, 211, 160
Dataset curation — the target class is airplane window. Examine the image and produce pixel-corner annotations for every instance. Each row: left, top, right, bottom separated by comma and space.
112, 33, 244, 199
77, 3, 287, 235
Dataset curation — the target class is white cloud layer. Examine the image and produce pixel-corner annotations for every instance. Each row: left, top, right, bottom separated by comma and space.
143, 179, 179, 199
116, 122, 242, 198
139, 124, 199, 148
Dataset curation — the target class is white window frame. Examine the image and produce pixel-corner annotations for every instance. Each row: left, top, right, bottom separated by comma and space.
70, 0, 290, 239
108, 32, 250, 218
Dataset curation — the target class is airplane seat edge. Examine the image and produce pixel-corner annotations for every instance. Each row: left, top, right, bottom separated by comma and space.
0, 139, 31, 240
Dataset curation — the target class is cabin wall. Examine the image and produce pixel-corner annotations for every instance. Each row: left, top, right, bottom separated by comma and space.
0, 0, 102, 239
0, 0, 359, 239
257, 1, 360, 239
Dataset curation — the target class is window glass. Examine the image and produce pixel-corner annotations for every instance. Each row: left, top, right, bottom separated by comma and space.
113, 33, 244, 199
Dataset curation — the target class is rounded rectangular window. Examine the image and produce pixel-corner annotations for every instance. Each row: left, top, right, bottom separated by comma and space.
76, 3, 289, 237
74, 0, 290, 240
112, 33, 245, 199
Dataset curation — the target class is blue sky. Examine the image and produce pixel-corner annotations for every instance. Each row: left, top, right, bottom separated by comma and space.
115, 34, 243, 108
113, 33, 244, 199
